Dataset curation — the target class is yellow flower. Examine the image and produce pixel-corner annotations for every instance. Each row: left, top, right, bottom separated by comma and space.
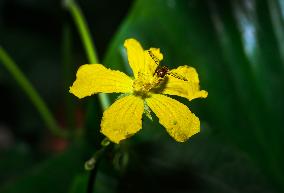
70, 38, 208, 143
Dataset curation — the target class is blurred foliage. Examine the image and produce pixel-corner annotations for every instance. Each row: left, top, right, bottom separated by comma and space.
102, 0, 284, 192
0, 143, 89, 193
1, 0, 284, 193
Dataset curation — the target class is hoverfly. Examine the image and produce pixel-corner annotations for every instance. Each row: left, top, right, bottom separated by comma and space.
147, 50, 188, 81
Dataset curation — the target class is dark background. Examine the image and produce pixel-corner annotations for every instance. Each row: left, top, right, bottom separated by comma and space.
1, 0, 284, 193
0, 0, 132, 148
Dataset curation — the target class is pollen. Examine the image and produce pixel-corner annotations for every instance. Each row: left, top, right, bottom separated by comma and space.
132, 72, 160, 96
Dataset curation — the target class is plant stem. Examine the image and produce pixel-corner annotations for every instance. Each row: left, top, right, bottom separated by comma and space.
85, 139, 112, 193
87, 163, 99, 193
0, 47, 68, 138
67, 1, 98, 64
64, 1, 113, 191
65, 0, 110, 110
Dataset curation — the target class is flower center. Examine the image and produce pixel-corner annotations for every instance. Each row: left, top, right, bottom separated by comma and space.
132, 73, 161, 97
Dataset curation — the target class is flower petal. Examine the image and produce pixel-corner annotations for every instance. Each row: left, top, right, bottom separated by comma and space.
161, 65, 208, 100
124, 38, 163, 77
144, 48, 163, 76
101, 95, 144, 143
146, 94, 200, 142
124, 39, 145, 78
69, 64, 133, 99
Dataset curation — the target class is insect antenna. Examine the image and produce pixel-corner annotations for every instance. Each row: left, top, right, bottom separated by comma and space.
147, 50, 160, 66
148, 50, 188, 81
168, 71, 188, 81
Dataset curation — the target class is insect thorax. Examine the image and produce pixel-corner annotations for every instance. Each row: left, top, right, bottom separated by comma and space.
155, 66, 169, 78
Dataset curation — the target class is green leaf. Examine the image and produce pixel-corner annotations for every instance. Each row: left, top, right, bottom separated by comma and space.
0, 143, 34, 184
123, 131, 276, 193
0, 143, 89, 193
69, 171, 117, 193
68, 174, 88, 193
103, 0, 284, 191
